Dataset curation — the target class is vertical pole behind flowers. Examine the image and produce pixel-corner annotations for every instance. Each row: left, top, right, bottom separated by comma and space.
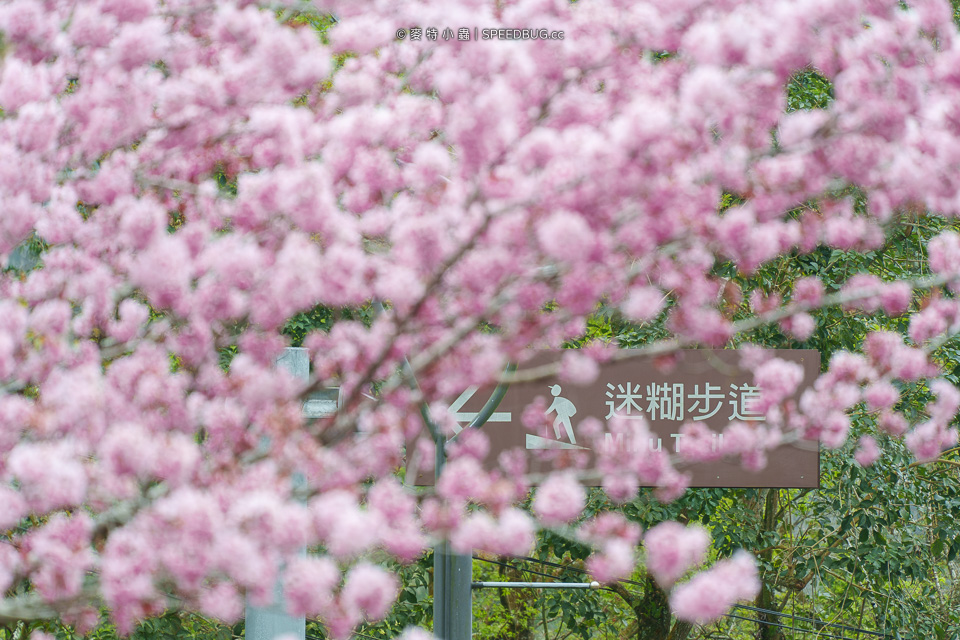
245, 348, 308, 640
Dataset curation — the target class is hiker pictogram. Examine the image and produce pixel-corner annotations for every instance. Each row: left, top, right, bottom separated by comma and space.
546, 384, 578, 444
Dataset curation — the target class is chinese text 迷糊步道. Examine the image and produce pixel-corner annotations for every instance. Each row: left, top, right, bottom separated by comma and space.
604, 382, 764, 422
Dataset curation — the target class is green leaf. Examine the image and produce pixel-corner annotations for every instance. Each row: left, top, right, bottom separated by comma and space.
932, 537, 945, 557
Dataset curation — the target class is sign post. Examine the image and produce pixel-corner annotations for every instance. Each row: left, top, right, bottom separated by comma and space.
245, 348, 311, 640
429, 366, 514, 640
431, 410, 473, 640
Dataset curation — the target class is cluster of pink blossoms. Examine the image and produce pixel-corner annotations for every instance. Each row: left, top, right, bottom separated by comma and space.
0, 0, 959, 635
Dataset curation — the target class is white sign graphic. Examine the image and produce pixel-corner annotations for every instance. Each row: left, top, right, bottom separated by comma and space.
527, 384, 587, 451
451, 380, 763, 451
449, 386, 511, 434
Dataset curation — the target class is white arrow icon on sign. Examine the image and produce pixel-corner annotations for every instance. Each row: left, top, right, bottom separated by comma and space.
448, 386, 512, 433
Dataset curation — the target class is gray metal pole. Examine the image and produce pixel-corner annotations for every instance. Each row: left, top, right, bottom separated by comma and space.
472, 581, 602, 590
432, 423, 473, 640
433, 540, 473, 640
431, 365, 515, 640
245, 347, 308, 640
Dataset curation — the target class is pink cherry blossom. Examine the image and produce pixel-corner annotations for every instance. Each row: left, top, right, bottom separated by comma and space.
677, 422, 724, 463
396, 629, 435, 640
579, 512, 643, 549
908, 300, 957, 344
929, 231, 960, 280
928, 379, 960, 424
0, 486, 26, 530
878, 411, 909, 436
621, 286, 665, 323
779, 312, 816, 340
754, 357, 805, 408
198, 582, 244, 623
854, 435, 881, 467
537, 211, 595, 263
863, 381, 900, 412
7, 442, 87, 513
793, 277, 825, 306
24, 514, 95, 602
0, 543, 19, 594
340, 563, 399, 621
905, 421, 958, 463
449, 508, 536, 556
643, 522, 711, 588
311, 491, 383, 559
880, 281, 913, 316
282, 557, 340, 617
559, 350, 600, 385
532, 471, 586, 527
587, 540, 636, 584
670, 551, 760, 625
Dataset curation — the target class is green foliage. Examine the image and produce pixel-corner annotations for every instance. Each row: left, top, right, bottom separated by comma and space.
213, 163, 238, 200
4, 235, 44, 275
104, 613, 237, 640
281, 305, 334, 347
218, 344, 239, 371
0, 611, 240, 640
167, 208, 186, 233
785, 69, 833, 112
472, 551, 622, 640
306, 557, 433, 640
279, 303, 375, 349
275, 6, 338, 44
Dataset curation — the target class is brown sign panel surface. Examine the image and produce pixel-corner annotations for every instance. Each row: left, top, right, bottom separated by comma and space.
417, 349, 820, 488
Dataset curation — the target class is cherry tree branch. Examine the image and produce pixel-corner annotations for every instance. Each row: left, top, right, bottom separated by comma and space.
504, 272, 953, 384
0, 586, 101, 626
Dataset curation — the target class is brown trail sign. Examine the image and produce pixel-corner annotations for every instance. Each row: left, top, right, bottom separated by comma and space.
416, 349, 820, 488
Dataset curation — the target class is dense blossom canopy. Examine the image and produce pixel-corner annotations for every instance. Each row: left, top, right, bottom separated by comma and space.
1, 0, 960, 636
